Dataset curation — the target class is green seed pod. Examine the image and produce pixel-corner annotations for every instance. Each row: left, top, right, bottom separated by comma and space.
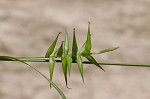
61, 54, 69, 88
79, 41, 86, 55
76, 54, 84, 83
45, 32, 61, 58
72, 28, 78, 61
49, 56, 55, 87
67, 54, 72, 77
54, 41, 64, 58
85, 22, 91, 52
79, 42, 90, 57
64, 29, 69, 54
79, 22, 92, 57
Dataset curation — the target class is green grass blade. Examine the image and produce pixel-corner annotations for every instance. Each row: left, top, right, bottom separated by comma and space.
49, 56, 55, 87
54, 41, 64, 58
45, 32, 61, 58
86, 55, 105, 72
0, 56, 67, 99
61, 54, 69, 88
76, 54, 84, 83
91, 47, 120, 55
72, 28, 78, 61
67, 54, 72, 77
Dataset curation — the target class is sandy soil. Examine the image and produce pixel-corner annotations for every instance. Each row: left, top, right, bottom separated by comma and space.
0, 0, 150, 99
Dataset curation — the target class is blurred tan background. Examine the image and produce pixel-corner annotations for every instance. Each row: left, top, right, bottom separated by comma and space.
0, 0, 150, 99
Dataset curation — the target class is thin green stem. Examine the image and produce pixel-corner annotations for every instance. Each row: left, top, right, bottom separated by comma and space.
0, 56, 150, 67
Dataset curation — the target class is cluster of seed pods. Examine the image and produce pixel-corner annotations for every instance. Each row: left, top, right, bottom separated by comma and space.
45, 22, 119, 88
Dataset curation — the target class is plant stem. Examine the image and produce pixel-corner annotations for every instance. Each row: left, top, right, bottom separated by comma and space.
0, 56, 150, 67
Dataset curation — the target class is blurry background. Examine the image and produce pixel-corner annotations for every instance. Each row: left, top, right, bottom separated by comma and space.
0, 0, 150, 99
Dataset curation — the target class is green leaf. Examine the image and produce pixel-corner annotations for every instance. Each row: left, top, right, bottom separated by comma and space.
64, 29, 69, 54
0, 56, 67, 99
61, 54, 69, 88
49, 56, 55, 87
72, 28, 78, 61
45, 32, 61, 58
91, 47, 120, 55
76, 54, 84, 83
86, 55, 105, 72
54, 41, 64, 58
67, 54, 72, 77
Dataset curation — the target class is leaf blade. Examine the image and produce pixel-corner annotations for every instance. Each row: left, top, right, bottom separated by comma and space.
0, 56, 67, 99
91, 47, 120, 55
86, 55, 105, 72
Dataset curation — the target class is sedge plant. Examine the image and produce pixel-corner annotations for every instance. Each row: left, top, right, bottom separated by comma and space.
0, 22, 150, 99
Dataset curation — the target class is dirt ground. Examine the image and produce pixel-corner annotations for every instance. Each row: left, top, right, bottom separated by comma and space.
0, 0, 150, 99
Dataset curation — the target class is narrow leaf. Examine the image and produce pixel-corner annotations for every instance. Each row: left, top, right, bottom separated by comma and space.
0, 56, 66, 99
76, 54, 84, 83
91, 47, 120, 55
45, 32, 61, 58
49, 56, 55, 87
72, 28, 78, 61
86, 55, 105, 72
67, 54, 72, 77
